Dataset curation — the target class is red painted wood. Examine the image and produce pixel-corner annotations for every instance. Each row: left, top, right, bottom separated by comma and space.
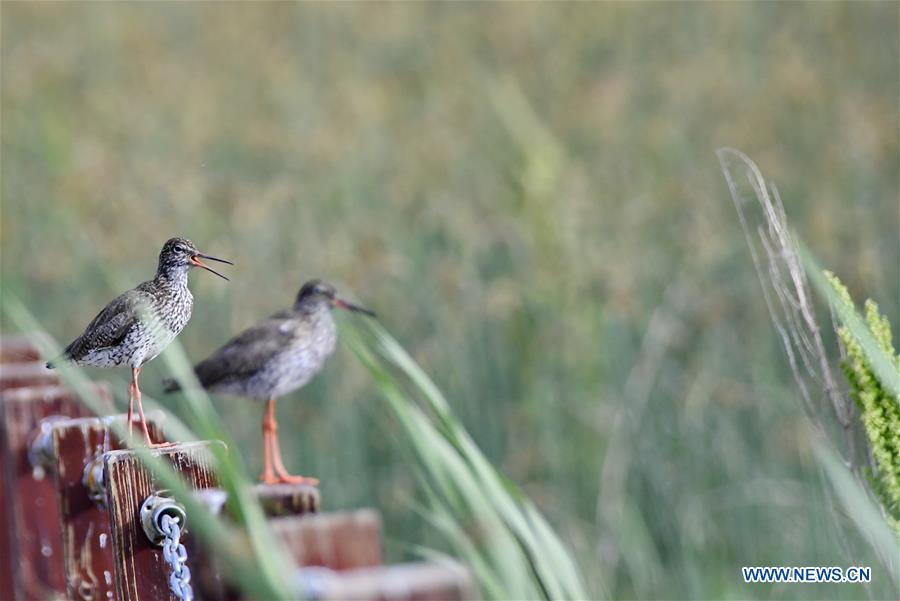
0, 384, 109, 600
195, 509, 384, 601
104, 441, 222, 601
271, 509, 382, 571
0, 335, 44, 364
189, 483, 321, 600
0, 362, 59, 392
186, 503, 477, 601
0, 337, 44, 600
299, 561, 477, 601
51, 412, 165, 601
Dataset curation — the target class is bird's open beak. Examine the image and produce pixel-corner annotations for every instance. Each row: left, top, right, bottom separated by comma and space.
190, 253, 233, 281
333, 297, 376, 317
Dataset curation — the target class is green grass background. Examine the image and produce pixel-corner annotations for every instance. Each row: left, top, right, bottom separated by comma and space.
2, 3, 898, 599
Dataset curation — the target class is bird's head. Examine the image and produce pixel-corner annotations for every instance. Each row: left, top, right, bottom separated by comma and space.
158, 237, 233, 281
295, 279, 376, 317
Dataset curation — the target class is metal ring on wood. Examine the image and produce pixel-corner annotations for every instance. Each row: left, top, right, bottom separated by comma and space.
27, 415, 68, 478
140, 492, 188, 547
82, 456, 107, 507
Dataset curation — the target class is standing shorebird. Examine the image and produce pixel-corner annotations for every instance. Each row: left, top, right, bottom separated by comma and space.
165, 279, 374, 484
48, 237, 232, 446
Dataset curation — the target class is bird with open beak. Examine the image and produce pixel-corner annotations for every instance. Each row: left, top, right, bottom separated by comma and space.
47, 237, 232, 446
165, 279, 375, 484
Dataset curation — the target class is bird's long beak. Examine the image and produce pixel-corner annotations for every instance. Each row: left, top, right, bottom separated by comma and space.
333, 297, 376, 317
191, 253, 233, 281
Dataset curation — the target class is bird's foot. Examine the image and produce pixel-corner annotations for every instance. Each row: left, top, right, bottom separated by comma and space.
145, 440, 176, 449
259, 473, 319, 486
279, 474, 319, 486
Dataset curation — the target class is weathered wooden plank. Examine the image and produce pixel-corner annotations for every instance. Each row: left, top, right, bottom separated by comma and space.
194, 509, 382, 601
189, 482, 321, 600
104, 441, 222, 601
297, 561, 477, 601
193, 482, 319, 518
0, 383, 109, 600
271, 509, 382, 571
0, 339, 51, 600
0, 335, 45, 364
190, 484, 318, 600
0, 362, 59, 392
51, 412, 166, 601
0, 443, 11, 601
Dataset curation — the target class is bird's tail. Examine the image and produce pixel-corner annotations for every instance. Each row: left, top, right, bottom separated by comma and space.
162, 377, 181, 393
45, 354, 68, 369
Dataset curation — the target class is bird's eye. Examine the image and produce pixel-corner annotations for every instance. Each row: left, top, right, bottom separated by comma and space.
175, 245, 186, 253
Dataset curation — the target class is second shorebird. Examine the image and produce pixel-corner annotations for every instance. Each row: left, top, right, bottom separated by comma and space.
166, 279, 374, 484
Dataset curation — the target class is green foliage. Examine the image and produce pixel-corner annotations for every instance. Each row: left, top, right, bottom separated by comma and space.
345, 319, 591, 600
815, 442, 900, 587
825, 272, 900, 532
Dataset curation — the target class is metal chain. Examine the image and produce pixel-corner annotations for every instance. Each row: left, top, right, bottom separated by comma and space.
159, 513, 194, 601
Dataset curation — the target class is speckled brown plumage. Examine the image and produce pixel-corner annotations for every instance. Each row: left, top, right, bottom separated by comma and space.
48, 237, 232, 446
167, 279, 374, 484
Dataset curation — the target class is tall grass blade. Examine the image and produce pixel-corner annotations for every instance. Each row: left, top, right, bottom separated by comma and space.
343, 318, 593, 600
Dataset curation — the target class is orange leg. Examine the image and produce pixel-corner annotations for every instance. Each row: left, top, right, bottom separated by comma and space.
132, 367, 173, 448
259, 399, 277, 483
127, 378, 136, 437
260, 398, 318, 485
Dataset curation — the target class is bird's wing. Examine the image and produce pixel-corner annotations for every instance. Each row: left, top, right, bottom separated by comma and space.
192, 310, 300, 390
60, 287, 153, 361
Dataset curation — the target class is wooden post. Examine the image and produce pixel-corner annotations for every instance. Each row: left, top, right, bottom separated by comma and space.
189, 482, 322, 600
104, 441, 222, 601
50, 412, 166, 601
0, 337, 46, 600
208, 508, 475, 601
274, 513, 478, 600
193, 482, 320, 518
0, 383, 109, 600
0, 335, 45, 364
0, 362, 59, 392
296, 561, 478, 601
191, 508, 383, 601
270, 509, 382, 571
